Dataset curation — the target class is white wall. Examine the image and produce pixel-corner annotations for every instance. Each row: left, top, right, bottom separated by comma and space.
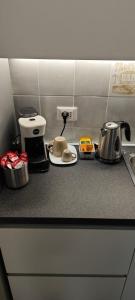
1, 0, 135, 60
0, 59, 16, 154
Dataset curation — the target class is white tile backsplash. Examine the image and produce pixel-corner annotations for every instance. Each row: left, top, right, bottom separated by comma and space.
9, 59, 38, 95
14, 96, 40, 118
72, 127, 100, 143
40, 96, 73, 129
9, 59, 135, 143
74, 96, 107, 128
107, 97, 135, 128
75, 60, 111, 96
39, 60, 75, 96
45, 127, 75, 142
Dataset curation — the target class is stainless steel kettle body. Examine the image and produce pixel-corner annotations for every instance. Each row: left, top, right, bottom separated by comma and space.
98, 121, 131, 163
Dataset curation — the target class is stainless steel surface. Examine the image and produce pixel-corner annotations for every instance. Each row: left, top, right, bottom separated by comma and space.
98, 121, 130, 162
123, 151, 135, 185
3, 164, 29, 189
98, 122, 122, 161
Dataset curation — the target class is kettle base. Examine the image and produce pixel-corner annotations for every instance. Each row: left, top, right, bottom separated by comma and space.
95, 152, 123, 164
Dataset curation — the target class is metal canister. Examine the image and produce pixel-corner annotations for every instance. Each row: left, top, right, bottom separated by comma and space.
3, 163, 29, 189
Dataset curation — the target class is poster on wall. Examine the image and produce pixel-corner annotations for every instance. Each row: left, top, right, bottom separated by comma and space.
111, 62, 135, 95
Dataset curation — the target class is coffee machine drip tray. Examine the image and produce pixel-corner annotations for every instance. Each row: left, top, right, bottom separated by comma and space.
29, 157, 50, 173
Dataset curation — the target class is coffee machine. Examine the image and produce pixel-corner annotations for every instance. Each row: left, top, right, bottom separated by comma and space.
19, 115, 49, 172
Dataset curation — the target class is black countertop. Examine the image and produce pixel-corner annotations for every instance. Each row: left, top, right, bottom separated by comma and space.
0, 147, 135, 227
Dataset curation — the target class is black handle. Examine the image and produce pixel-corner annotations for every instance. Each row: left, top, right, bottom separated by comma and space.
115, 136, 120, 152
119, 121, 131, 141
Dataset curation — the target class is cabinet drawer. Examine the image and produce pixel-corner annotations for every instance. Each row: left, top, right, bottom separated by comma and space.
0, 228, 134, 275
8, 276, 125, 300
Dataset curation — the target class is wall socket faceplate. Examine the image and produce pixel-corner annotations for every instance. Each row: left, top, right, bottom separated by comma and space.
57, 106, 78, 121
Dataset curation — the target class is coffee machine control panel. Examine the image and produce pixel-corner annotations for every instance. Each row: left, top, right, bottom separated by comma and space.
29, 118, 36, 121
33, 129, 40, 135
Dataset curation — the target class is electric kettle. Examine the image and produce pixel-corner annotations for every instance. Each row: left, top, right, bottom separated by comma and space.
98, 121, 131, 163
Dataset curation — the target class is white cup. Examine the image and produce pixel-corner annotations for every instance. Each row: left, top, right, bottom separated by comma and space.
62, 149, 76, 162
48, 136, 68, 157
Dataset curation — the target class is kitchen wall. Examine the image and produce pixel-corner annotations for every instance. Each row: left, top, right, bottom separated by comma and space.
9, 59, 135, 143
0, 59, 16, 153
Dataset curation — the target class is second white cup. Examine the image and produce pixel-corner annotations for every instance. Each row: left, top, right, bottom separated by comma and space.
62, 149, 76, 162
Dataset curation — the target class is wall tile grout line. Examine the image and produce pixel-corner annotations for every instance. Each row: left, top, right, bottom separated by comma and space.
13, 94, 111, 98
36, 59, 41, 115
73, 60, 76, 106
105, 61, 114, 122
13, 94, 133, 98
13, 94, 39, 97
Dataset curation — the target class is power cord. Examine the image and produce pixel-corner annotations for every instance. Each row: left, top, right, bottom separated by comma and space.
60, 111, 69, 136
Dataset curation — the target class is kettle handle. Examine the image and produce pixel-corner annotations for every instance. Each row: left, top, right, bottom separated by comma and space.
118, 121, 131, 141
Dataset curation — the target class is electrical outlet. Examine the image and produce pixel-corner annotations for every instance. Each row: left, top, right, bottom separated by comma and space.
57, 106, 78, 121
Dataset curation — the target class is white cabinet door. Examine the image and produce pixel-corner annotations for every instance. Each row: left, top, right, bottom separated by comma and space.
8, 276, 125, 300
0, 228, 134, 275
0, 0, 135, 60
121, 251, 135, 300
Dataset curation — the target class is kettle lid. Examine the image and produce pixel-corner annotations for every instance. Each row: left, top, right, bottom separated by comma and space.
105, 122, 119, 129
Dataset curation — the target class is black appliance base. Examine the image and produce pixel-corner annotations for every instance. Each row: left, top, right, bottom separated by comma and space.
29, 159, 50, 173
95, 152, 123, 164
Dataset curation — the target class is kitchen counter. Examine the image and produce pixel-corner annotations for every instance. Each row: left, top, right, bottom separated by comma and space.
0, 147, 135, 226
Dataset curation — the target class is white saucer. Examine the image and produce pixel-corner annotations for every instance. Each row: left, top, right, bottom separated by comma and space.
49, 144, 77, 165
